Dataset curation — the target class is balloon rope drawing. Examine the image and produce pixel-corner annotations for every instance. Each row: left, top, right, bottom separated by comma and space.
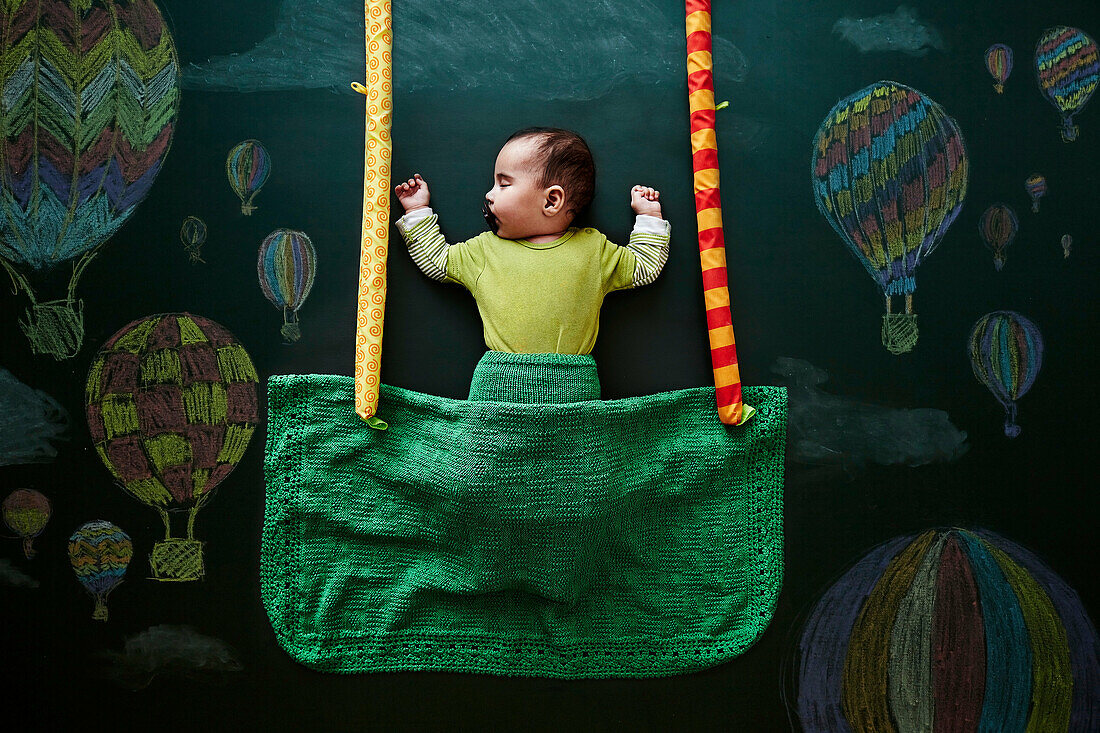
85, 314, 259, 581
351, 0, 391, 429
685, 0, 752, 425
226, 139, 270, 215
1035, 27, 1099, 142
812, 81, 969, 354
69, 520, 132, 622
0, 0, 180, 359
258, 229, 316, 343
985, 43, 1013, 94
968, 311, 1043, 438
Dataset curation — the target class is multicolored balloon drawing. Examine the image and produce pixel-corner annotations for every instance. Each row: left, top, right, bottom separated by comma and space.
85, 314, 259, 581
258, 229, 317, 343
226, 139, 270, 215
180, 216, 208, 264
1025, 174, 1048, 213
812, 81, 969, 354
2, 488, 51, 559
968, 311, 1043, 438
0, 0, 180, 359
68, 520, 132, 622
796, 528, 1100, 732
1035, 26, 1100, 142
986, 43, 1013, 93
1062, 234, 1073, 258
978, 203, 1019, 271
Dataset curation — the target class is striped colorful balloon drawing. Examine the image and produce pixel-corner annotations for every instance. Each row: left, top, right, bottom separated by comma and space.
2, 488, 51, 559
986, 43, 1014, 94
85, 313, 259, 581
968, 311, 1043, 438
796, 528, 1100, 732
685, 0, 751, 425
0, 0, 180, 359
1025, 173, 1048, 212
812, 81, 969, 355
69, 520, 132, 622
1035, 26, 1099, 142
226, 139, 270, 215
258, 229, 317, 343
978, 203, 1019, 271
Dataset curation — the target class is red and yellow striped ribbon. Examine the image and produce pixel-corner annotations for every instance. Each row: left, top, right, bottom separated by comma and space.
686, 0, 753, 425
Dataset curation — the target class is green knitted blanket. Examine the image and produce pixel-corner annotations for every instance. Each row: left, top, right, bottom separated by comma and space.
262, 352, 786, 677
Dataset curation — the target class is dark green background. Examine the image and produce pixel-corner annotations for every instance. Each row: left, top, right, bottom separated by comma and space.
2, 0, 1097, 729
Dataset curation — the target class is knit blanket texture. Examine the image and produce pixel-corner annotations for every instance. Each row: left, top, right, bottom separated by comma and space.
262, 351, 787, 677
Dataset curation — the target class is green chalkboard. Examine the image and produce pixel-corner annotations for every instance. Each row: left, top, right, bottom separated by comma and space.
1, 0, 1098, 729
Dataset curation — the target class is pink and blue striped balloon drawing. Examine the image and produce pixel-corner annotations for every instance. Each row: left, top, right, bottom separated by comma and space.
812, 81, 969, 355
986, 43, 1013, 93
968, 311, 1043, 438
0, 0, 180, 359
226, 139, 270, 215
978, 203, 1019, 271
68, 520, 132, 622
258, 229, 317, 343
1025, 174, 1048, 213
1035, 26, 1100, 142
795, 528, 1100, 732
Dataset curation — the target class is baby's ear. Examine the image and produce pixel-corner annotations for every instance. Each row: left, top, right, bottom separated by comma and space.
544, 185, 566, 214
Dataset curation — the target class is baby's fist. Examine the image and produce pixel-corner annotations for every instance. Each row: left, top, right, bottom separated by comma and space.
395, 173, 430, 212
631, 185, 662, 217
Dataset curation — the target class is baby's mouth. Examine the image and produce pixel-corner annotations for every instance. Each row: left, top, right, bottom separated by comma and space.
482, 199, 499, 233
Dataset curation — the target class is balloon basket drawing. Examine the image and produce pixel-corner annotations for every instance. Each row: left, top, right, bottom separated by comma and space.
881, 313, 918, 354
19, 298, 85, 360
150, 538, 205, 581
280, 308, 302, 343
91, 594, 110, 622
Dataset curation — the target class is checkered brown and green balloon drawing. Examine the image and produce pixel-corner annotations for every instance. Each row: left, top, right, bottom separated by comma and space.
85, 313, 259, 582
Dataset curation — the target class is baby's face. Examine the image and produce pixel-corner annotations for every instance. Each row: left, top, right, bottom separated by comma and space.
484, 138, 560, 240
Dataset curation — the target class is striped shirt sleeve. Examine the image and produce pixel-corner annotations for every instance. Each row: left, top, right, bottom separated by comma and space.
395, 207, 449, 282
627, 215, 671, 287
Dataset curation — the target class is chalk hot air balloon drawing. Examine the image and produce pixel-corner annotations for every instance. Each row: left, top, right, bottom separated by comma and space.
0, 0, 180, 359
1062, 234, 1073, 258
227, 139, 270, 215
180, 216, 207, 264
986, 43, 1013, 93
812, 81, 969, 354
979, 203, 1019, 270
258, 229, 316, 343
3, 488, 51, 559
85, 314, 259, 581
968, 311, 1043, 438
1025, 174, 1047, 212
795, 528, 1100, 732
68, 520, 131, 622
1035, 26, 1100, 142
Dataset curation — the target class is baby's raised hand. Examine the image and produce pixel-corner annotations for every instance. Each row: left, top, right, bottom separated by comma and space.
395, 173, 431, 212
630, 185, 662, 217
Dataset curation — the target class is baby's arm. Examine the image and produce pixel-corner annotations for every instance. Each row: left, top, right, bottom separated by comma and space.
626, 185, 670, 287
394, 174, 482, 288
394, 174, 450, 282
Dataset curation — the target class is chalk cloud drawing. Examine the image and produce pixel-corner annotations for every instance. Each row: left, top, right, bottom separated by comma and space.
773, 357, 968, 468
0, 368, 69, 466
99, 624, 244, 690
0, 558, 39, 588
794, 528, 1100, 731
182, 0, 748, 100
833, 5, 946, 56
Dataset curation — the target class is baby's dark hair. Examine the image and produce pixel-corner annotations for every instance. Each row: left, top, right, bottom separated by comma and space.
506, 127, 596, 219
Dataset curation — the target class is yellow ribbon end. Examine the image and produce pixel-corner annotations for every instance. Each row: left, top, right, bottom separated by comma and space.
351, 82, 368, 95
364, 415, 388, 430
